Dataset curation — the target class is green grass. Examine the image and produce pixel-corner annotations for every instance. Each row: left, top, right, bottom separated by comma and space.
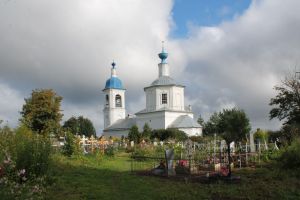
46, 153, 300, 200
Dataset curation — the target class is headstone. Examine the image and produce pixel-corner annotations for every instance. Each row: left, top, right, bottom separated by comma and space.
220, 140, 226, 153
249, 132, 255, 152
165, 149, 175, 176
153, 141, 157, 146
160, 141, 164, 146
130, 141, 134, 147
230, 141, 235, 153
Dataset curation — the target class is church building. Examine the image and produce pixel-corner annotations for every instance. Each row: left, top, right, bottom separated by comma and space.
102, 45, 202, 137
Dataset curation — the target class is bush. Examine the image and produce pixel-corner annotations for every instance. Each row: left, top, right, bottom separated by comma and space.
104, 146, 115, 157
0, 125, 51, 199
277, 139, 300, 170
14, 126, 52, 178
62, 132, 75, 157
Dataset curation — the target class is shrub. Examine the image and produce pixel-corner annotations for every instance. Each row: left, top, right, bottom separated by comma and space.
104, 146, 115, 157
277, 139, 300, 170
62, 132, 75, 157
14, 126, 52, 178
0, 124, 51, 199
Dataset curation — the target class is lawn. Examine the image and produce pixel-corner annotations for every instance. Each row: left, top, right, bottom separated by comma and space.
46, 153, 300, 200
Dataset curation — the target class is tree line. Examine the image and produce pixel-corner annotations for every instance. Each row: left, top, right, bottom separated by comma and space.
20, 89, 96, 137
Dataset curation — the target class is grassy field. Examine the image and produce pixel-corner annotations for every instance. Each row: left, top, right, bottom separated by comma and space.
46, 153, 300, 200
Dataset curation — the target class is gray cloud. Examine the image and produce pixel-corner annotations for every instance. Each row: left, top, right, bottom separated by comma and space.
0, 0, 299, 134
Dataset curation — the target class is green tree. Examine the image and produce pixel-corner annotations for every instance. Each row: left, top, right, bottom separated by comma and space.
254, 128, 269, 149
128, 125, 141, 144
63, 116, 78, 134
203, 112, 220, 136
62, 131, 75, 157
197, 115, 205, 127
77, 116, 96, 137
217, 108, 251, 177
150, 128, 187, 142
269, 71, 300, 125
63, 116, 96, 137
142, 123, 152, 141
20, 89, 63, 135
280, 123, 300, 145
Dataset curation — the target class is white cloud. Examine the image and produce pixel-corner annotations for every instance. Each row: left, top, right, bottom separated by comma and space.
178, 0, 300, 130
0, 0, 298, 133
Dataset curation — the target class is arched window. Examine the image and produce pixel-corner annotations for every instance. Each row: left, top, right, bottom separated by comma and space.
115, 94, 122, 107
162, 93, 167, 104
105, 94, 109, 106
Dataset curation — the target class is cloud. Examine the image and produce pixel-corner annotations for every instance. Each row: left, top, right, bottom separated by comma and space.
0, 0, 174, 133
0, 0, 299, 134
0, 82, 24, 126
177, 0, 300, 130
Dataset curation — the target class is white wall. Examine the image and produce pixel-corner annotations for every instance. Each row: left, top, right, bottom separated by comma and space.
103, 88, 126, 129
136, 111, 165, 131
145, 85, 185, 112
102, 130, 129, 138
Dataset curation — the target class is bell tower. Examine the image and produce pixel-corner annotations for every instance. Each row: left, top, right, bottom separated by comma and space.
103, 62, 126, 129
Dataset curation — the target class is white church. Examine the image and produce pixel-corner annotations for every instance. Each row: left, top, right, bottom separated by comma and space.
102, 45, 202, 137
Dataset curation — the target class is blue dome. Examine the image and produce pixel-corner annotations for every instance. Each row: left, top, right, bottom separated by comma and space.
158, 50, 168, 63
105, 77, 124, 89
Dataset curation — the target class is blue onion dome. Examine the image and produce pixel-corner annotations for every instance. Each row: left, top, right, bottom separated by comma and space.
104, 61, 124, 90
158, 41, 168, 63
158, 49, 168, 63
105, 77, 124, 89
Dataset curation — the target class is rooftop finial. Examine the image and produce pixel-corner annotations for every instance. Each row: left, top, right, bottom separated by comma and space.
161, 41, 165, 52
112, 60, 116, 68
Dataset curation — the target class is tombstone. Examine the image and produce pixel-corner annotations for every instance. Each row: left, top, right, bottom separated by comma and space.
160, 141, 164, 146
220, 140, 226, 153
249, 132, 255, 153
165, 149, 175, 176
130, 141, 134, 147
153, 141, 157, 146
230, 141, 235, 153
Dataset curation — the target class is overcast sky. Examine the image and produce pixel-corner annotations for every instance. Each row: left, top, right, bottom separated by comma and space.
1, 0, 299, 134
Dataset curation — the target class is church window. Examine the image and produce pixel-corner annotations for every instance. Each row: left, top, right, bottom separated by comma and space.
105, 94, 109, 106
162, 93, 167, 104
115, 94, 122, 107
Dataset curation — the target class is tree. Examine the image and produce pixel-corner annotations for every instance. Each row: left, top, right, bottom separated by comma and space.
197, 115, 205, 127
217, 108, 251, 177
142, 123, 152, 141
63, 116, 78, 134
269, 71, 300, 125
62, 131, 75, 157
203, 112, 220, 136
63, 116, 96, 137
254, 128, 269, 150
77, 116, 96, 137
128, 125, 141, 144
150, 128, 188, 142
20, 89, 63, 135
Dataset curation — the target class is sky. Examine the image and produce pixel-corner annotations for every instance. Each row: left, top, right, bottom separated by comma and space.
0, 0, 299, 134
